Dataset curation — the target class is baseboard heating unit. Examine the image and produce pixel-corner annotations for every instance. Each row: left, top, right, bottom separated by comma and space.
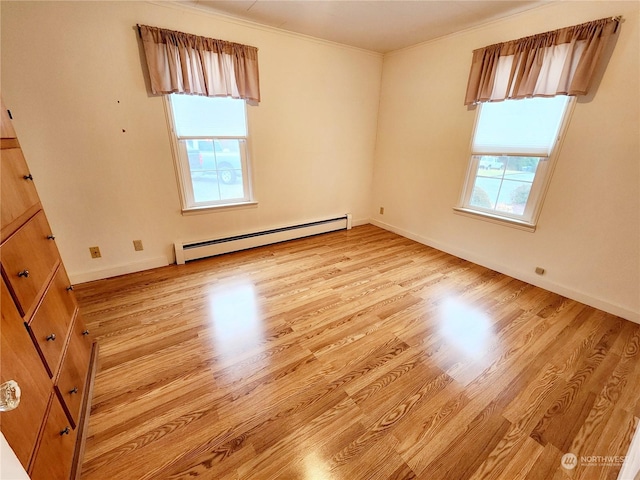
174, 214, 352, 264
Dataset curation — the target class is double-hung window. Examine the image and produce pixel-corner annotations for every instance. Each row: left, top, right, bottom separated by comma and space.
457, 95, 573, 229
167, 94, 253, 211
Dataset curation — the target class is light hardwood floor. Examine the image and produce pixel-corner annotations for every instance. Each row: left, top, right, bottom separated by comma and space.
75, 225, 640, 479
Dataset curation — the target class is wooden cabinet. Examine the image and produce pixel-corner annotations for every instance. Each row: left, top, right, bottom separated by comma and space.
0, 281, 52, 467
29, 396, 78, 480
1, 97, 16, 139
2, 210, 60, 316
0, 96, 98, 479
56, 315, 93, 428
29, 266, 77, 377
0, 147, 40, 239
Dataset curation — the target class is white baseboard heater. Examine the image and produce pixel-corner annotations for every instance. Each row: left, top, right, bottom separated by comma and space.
174, 213, 352, 264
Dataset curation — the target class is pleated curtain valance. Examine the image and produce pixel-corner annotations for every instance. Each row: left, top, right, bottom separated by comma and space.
139, 24, 260, 104
464, 16, 620, 105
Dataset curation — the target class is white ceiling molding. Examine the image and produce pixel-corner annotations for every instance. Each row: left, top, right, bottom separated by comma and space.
180, 0, 551, 53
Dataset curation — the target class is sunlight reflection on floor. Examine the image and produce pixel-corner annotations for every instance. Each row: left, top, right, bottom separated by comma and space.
303, 451, 332, 480
207, 281, 264, 363
439, 297, 493, 359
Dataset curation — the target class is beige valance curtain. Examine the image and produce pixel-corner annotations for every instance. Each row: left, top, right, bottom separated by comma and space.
464, 17, 619, 105
139, 25, 260, 104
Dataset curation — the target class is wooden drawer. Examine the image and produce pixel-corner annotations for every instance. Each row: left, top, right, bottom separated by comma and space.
1, 98, 16, 139
0, 280, 52, 468
29, 266, 77, 377
1, 210, 59, 317
56, 314, 92, 428
29, 395, 77, 480
1, 147, 40, 239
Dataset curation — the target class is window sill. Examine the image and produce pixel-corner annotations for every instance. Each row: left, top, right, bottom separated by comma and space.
453, 207, 536, 232
182, 201, 258, 216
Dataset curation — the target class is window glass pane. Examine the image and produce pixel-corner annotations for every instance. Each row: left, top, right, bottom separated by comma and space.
219, 170, 245, 201
469, 156, 540, 215
473, 96, 568, 155
183, 139, 246, 204
495, 180, 531, 214
477, 156, 506, 177
171, 95, 247, 137
471, 177, 500, 210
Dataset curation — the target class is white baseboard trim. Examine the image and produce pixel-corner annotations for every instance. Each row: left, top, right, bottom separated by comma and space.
69, 256, 169, 285
352, 217, 370, 227
370, 219, 639, 324
175, 215, 351, 265
618, 418, 640, 480
68, 219, 370, 284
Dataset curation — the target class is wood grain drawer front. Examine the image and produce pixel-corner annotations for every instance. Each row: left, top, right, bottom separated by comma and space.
1, 147, 40, 237
56, 314, 92, 428
29, 395, 77, 480
29, 266, 78, 377
1, 210, 59, 317
0, 280, 52, 469
1, 98, 16, 139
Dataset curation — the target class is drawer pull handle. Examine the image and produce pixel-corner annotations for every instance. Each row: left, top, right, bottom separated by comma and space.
46, 333, 56, 341
66, 285, 74, 291
82, 330, 90, 336
18, 270, 30, 278
60, 426, 71, 436
69, 387, 78, 394
23, 174, 34, 181
47, 234, 56, 240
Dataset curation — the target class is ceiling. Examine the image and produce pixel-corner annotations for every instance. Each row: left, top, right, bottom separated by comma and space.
183, 0, 550, 53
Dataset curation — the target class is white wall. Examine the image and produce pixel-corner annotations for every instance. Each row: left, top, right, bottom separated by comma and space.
0, 1, 382, 282
371, 1, 640, 321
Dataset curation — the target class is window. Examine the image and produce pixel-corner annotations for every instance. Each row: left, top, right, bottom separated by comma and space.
457, 96, 573, 229
166, 94, 253, 211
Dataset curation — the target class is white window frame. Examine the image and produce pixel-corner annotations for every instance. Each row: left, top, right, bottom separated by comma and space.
455, 96, 576, 232
164, 95, 256, 213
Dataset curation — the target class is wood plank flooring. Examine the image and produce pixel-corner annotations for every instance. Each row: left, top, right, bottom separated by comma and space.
75, 224, 640, 479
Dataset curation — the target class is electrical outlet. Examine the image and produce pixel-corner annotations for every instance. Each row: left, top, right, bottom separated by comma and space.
379, 207, 385, 215
89, 246, 101, 259
133, 240, 143, 251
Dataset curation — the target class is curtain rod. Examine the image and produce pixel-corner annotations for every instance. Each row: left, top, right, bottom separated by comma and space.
612, 16, 623, 33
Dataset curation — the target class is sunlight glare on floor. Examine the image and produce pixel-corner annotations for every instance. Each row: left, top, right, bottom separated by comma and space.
439, 297, 493, 358
303, 451, 332, 480
207, 281, 263, 361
